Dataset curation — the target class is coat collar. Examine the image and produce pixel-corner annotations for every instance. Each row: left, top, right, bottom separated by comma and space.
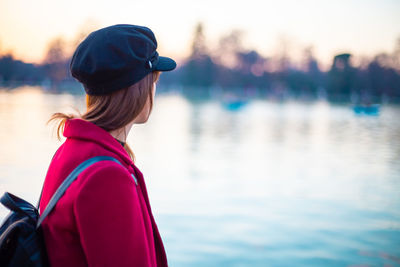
63, 118, 133, 167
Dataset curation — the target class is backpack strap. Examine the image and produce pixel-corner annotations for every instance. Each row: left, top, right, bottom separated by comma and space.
36, 156, 122, 229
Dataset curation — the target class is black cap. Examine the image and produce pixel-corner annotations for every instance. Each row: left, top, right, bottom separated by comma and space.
70, 24, 177, 95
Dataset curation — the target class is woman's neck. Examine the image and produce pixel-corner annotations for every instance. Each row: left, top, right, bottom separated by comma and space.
109, 121, 135, 142
109, 128, 126, 142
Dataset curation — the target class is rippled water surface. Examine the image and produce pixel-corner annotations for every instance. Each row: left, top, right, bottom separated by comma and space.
0, 86, 399, 266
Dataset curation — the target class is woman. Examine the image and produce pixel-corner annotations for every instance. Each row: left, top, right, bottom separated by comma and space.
39, 24, 176, 267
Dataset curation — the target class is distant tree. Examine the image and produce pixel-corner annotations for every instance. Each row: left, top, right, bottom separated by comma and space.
366, 54, 400, 101
44, 38, 67, 64
43, 37, 69, 85
234, 50, 267, 88
327, 53, 356, 101
298, 46, 323, 97
391, 37, 400, 72
0, 54, 15, 82
190, 22, 208, 59
0, 53, 45, 83
214, 29, 244, 68
236, 50, 263, 73
274, 35, 293, 72
183, 22, 216, 87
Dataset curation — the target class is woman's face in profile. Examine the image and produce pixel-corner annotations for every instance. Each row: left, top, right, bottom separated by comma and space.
134, 82, 156, 124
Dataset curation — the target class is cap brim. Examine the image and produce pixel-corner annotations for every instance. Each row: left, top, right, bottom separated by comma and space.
155, 56, 176, 71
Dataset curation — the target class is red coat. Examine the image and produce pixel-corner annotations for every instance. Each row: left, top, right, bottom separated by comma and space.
39, 118, 168, 267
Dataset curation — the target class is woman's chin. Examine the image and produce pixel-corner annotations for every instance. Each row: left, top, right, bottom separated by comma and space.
134, 116, 150, 124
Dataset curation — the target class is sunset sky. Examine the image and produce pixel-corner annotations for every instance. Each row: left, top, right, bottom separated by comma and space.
0, 0, 399, 68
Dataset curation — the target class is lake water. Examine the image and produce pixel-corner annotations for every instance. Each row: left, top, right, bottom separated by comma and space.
0, 86, 399, 266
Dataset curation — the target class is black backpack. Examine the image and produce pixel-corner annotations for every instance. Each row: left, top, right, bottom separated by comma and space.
0, 156, 122, 267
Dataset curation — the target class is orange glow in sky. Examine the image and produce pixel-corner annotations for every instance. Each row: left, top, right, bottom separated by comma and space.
0, 0, 399, 67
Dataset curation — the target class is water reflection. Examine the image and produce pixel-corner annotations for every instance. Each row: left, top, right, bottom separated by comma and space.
0, 87, 399, 266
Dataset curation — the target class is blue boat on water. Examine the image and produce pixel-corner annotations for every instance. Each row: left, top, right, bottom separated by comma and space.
353, 104, 380, 116
223, 100, 248, 111
221, 93, 248, 111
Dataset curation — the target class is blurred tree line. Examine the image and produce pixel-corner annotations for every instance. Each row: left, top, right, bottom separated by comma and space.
1, 22, 400, 103
0, 37, 68, 86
